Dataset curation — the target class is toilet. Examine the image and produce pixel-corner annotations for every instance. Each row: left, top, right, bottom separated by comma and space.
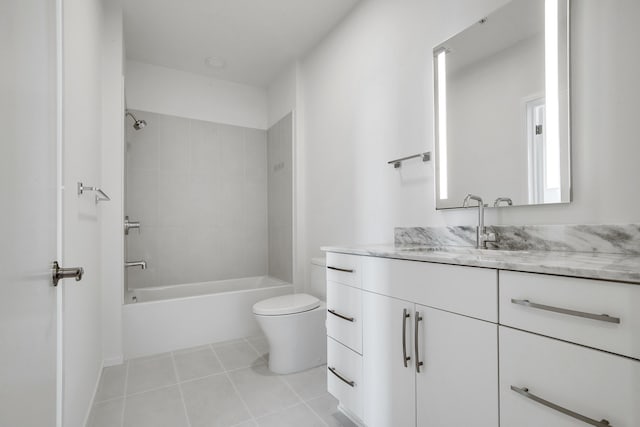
253, 259, 328, 374
253, 293, 327, 374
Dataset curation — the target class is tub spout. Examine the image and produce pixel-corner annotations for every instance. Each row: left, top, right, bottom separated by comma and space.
125, 260, 147, 270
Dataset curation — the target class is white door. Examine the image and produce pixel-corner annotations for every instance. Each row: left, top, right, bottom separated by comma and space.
0, 0, 60, 425
362, 292, 415, 427
415, 305, 499, 427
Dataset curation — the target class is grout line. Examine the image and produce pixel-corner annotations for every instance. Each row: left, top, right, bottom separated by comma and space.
277, 372, 330, 427
211, 343, 256, 424
124, 382, 179, 399
120, 361, 129, 427
243, 337, 267, 362
170, 352, 193, 427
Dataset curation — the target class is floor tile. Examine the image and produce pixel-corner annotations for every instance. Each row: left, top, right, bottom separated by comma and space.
282, 365, 327, 401
123, 385, 188, 427
212, 339, 245, 349
214, 340, 264, 371
245, 336, 269, 359
228, 364, 301, 418
231, 421, 258, 427
95, 363, 127, 402
307, 393, 358, 427
126, 354, 177, 395
174, 347, 224, 381
88, 398, 124, 427
181, 374, 252, 427
255, 403, 326, 427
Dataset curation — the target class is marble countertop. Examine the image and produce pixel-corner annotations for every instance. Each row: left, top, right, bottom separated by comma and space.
321, 244, 640, 284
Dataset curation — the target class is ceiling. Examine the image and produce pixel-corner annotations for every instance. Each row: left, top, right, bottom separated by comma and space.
123, 0, 360, 88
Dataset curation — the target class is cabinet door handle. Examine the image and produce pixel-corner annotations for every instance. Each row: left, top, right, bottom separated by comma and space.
327, 266, 354, 273
414, 311, 424, 373
402, 309, 411, 367
510, 299, 621, 324
328, 366, 355, 387
510, 386, 611, 426
328, 309, 355, 322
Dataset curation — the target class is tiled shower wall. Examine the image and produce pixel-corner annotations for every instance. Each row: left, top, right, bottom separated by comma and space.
267, 113, 293, 283
126, 110, 268, 288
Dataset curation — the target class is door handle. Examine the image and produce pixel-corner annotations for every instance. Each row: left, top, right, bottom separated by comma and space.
511, 299, 620, 324
52, 261, 84, 286
402, 308, 411, 367
328, 309, 355, 322
511, 386, 612, 426
415, 311, 424, 373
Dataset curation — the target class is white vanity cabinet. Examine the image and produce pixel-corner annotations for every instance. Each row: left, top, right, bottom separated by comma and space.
363, 298, 499, 427
326, 251, 640, 427
327, 253, 499, 427
415, 305, 498, 427
498, 271, 640, 427
500, 326, 640, 427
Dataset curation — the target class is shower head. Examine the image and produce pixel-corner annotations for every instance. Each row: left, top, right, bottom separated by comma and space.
126, 110, 147, 130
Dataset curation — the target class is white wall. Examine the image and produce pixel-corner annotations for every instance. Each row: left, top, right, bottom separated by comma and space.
62, 0, 106, 425
100, 0, 124, 367
298, 0, 640, 268
267, 63, 297, 127
126, 60, 268, 130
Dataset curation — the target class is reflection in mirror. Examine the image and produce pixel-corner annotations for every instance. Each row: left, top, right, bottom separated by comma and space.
434, 0, 570, 209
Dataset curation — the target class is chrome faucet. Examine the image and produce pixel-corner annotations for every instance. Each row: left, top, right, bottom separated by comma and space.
493, 197, 513, 207
125, 261, 147, 270
462, 194, 496, 249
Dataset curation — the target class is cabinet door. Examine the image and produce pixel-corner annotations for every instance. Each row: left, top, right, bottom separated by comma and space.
500, 326, 640, 427
363, 292, 415, 427
415, 305, 499, 427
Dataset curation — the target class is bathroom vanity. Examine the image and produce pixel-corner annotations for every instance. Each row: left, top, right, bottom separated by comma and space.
323, 243, 640, 427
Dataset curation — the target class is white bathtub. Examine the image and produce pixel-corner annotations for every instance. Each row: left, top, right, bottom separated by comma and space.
123, 276, 293, 358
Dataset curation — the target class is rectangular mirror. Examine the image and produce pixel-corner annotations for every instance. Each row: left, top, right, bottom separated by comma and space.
433, 0, 570, 209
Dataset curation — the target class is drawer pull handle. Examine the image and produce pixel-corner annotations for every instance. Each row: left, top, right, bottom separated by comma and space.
510, 299, 621, 324
327, 266, 354, 273
328, 309, 355, 322
510, 386, 612, 427
402, 309, 411, 367
328, 366, 355, 387
414, 311, 424, 373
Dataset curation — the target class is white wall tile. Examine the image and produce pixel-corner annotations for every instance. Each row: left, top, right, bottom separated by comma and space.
126, 110, 269, 289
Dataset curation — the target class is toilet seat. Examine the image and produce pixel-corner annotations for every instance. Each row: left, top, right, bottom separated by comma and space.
253, 293, 320, 316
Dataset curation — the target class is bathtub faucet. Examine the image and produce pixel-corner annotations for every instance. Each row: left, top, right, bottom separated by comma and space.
125, 260, 147, 270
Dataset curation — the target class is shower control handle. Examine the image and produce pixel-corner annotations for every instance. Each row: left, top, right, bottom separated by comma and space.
124, 216, 141, 235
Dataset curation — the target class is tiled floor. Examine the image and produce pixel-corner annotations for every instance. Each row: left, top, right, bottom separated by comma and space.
88, 336, 357, 427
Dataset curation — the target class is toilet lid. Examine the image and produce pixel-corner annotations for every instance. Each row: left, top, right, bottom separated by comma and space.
253, 293, 320, 316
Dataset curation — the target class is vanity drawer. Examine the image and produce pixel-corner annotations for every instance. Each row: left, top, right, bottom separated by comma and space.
326, 252, 362, 288
327, 337, 363, 421
499, 270, 640, 359
327, 281, 362, 354
499, 326, 640, 427
362, 256, 497, 322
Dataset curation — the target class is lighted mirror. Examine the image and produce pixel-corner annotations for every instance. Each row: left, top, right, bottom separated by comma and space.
433, 0, 570, 209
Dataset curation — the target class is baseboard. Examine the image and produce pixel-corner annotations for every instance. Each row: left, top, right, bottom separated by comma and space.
82, 360, 105, 427
103, 355, 124, 367
337, 403, 365, 427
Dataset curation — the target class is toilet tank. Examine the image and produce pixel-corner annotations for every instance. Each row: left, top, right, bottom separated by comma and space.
309, 257, 327, 301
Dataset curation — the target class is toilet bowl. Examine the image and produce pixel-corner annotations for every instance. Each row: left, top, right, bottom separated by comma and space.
253, 293, 327, 374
